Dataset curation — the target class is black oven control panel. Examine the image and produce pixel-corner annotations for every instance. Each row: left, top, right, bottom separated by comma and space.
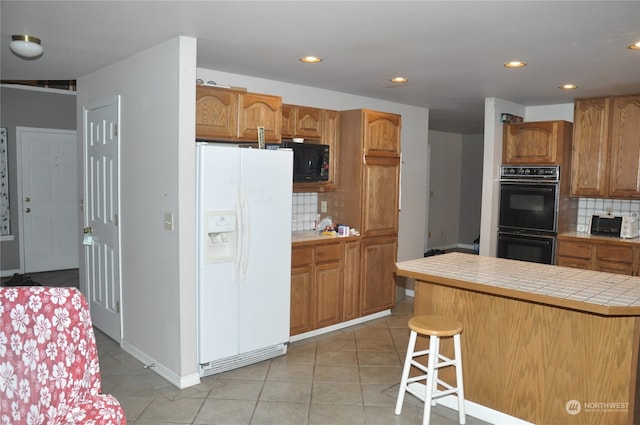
500, 165, 560, 181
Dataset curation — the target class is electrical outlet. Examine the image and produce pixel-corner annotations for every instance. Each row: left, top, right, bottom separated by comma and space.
321, 201, 327, 213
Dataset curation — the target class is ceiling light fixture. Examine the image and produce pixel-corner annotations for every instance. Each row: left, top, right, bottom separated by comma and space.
628, 40, 640, 50
390, 76, 408, 83
559, 83, 578, 90
300, 56, 322, 63
10, 35, 43, 58
504, 60, 527, 68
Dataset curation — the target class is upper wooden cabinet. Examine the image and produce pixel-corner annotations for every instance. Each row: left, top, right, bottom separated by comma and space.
293, 109, 339, 193
282, 104, 323, 139
608, 96, 640, 198
571, 97, 611, 197
364, 111, 401, 156
196, 86, 237, 140
571, 95, 640, 198
334, 109, 401, 236
237, 92, 282, 142
502, 120, 572, 165
195, 85, 282, 143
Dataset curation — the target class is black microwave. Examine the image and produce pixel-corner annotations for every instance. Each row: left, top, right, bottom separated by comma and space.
282, 141, 329, 182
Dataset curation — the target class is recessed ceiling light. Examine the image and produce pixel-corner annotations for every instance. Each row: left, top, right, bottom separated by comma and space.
300, 56, 322, 63
559, 83, 578, 90
504, 61, 527, 68
628, 40, 640, 50
390, 76, 408, 83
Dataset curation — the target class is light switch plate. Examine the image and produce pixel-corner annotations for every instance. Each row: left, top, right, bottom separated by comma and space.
164, 212, 174, 231
321, 201, 327, 213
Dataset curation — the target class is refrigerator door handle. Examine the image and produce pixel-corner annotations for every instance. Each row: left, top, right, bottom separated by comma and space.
237, 189, 250, 281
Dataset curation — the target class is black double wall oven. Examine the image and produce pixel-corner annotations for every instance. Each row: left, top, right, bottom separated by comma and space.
497, 165, 560, 265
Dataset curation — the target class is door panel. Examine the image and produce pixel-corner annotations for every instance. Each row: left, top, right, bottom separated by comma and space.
18, 127, 78, 272
83, 97, 121, 342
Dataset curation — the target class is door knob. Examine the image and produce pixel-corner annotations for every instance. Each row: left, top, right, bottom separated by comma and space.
24, 207, 31, 213
82, 227, 94, 246
24, 197, 30, 202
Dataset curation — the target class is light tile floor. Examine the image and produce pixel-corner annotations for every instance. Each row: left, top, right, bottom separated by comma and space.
3, 270, 491, 425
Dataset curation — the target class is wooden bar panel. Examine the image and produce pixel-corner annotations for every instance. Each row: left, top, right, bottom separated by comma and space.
414, 280, 639, 425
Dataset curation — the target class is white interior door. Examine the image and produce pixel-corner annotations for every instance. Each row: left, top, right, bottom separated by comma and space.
17, 127, 78, 273
83, 96, 121, 341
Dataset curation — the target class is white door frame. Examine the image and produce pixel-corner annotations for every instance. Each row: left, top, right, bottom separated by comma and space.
16, 126, 78, 273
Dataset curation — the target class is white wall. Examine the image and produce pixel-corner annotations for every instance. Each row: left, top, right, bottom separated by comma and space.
526, 103, 574, 122
427, 131, 462, 249
197, 69, 430, 263
426, 131, 484, 252
77, 36, 198, 388
459, 133, 484, 246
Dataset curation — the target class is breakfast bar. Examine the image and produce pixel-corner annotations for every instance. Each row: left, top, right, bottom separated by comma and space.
396, 252, 640, 425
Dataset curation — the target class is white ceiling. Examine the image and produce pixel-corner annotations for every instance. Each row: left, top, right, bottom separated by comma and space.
2, 1, 639, 134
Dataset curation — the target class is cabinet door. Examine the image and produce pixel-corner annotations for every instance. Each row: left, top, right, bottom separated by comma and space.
281, 104, 295, 138
290, 247, 313, 336
290, 265, 313, 335
342, 240, 361, 321
362, 156, 400, 236
360, 236, 397, 316
238, 92, 282, 142
597, 261, 633, 275
364, 111, 401, 155
314, 261, 343, 328
571, 98, 611, 197
557, 256, 592, 270
503, 121, 558, 164
556, 239, 592, 260
556, 239, 593, 270
295, 106, 323, 139
195, 86, 237, 140
608, 96, 640, 198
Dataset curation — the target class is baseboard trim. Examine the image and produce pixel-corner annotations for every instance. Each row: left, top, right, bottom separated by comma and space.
121, 340, 201, 389
1, 269, 21, 278
407, 383, 534, 425
289, 310, 391, 342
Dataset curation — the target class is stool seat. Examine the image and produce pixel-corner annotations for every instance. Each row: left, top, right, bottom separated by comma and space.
396, 314, 466, 425
409, 315, 463, 337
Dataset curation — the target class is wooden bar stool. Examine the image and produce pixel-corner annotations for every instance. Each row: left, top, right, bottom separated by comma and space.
395, 315, 466, 425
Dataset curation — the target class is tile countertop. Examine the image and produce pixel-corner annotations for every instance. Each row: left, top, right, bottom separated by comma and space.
559, 231, 640, 244
396, 252, 640, 316
291, 230, 360, 245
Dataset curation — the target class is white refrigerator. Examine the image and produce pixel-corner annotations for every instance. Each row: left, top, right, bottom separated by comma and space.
196, 143, 293, 376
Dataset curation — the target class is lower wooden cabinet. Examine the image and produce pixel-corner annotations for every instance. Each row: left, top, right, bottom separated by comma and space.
291, 240, 356, 336
360, 235, 398, 316
557, 235, 639, 276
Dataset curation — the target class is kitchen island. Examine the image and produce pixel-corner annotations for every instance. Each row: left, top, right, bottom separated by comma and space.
396, 253, 640, 425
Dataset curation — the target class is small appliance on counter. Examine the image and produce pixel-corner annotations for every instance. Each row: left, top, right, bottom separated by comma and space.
589, 214, 639, 238
590, 214, 622, 237
621, 216, 640, 239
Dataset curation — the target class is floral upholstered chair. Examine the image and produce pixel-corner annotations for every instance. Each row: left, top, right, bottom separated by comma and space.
0, 286, 126, 424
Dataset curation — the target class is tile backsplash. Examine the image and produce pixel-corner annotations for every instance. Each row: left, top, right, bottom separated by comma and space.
293, 195, 640, 233
292, 193, 318, 231
576, 198, 640, 232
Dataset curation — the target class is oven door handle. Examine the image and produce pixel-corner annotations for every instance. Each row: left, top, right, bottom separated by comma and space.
501, 185, 555, 193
